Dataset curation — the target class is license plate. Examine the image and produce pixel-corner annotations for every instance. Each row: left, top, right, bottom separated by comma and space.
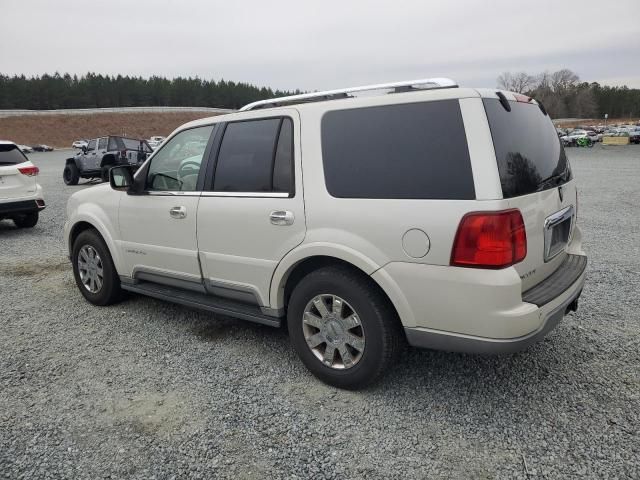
544, 206, 574, 261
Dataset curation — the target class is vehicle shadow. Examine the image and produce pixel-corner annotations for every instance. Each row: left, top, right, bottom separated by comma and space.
142, 291, 579, 401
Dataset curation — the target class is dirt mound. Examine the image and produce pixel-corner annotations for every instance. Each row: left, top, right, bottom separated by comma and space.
0, 111, 223, 148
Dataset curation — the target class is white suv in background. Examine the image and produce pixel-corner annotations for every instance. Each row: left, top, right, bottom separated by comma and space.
0, 141, 46, 228
64, 79, 587, 388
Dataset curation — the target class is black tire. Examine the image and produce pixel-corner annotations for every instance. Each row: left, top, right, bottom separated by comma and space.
63, 163, 80, 185
71, 229, 123, 306
13, 211, 38, 228
287, 266, 402, 389
101, 165, 112, 183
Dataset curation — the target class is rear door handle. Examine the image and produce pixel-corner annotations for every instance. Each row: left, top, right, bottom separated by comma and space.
169, 206, 187, 219
270, 210, 294, 226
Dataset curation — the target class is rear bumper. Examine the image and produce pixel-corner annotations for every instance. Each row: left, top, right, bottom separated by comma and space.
0, 198, 46, 216
404, 268, 585, 354
373, 252, 587, 354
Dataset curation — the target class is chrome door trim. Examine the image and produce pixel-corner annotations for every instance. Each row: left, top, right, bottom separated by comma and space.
543, 205, 574, 262
200, 191, 290, 198
145, 191, 202, 197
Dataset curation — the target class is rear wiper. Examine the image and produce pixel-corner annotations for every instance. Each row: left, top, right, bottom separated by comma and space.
537, 169, 568, 191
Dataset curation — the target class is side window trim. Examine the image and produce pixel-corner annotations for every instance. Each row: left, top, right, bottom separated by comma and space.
205, 115, 296, 197
202, 122, 227, 192
138, 124, 217, 196
269, 118, 285, 192
276, 117, 295, 196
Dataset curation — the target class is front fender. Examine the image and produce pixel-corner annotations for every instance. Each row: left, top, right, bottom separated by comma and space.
66, 157, 81, 168
65, 188, 123, 274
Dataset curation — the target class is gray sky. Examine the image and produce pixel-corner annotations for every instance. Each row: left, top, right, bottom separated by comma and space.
2, 0, 639, 91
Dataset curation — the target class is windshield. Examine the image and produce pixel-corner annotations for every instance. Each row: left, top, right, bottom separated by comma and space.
0, 144, 28, 166
483, 98, 571, 198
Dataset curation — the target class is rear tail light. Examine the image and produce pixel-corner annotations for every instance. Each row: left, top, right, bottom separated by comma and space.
451, 209, 527, 269
18, 165, 39, 176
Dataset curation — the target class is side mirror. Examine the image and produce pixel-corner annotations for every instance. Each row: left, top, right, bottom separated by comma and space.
81, 146, 87, 153
109, 165, 136, 191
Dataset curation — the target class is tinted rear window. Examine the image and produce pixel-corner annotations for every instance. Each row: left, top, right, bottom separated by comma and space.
483, 98, 571, 198
321, 100, 475, 199
0, 144, 28, 165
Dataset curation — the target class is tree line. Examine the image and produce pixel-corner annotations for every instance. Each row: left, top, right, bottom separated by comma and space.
497, 69, 640, 119
1, 70, 637, 119
0, 73, 299, 110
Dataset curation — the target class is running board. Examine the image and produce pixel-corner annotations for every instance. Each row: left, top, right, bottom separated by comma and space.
121, 281, 281, 328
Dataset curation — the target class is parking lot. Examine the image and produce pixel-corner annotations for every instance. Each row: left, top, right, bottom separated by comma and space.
1, 146, 639, 479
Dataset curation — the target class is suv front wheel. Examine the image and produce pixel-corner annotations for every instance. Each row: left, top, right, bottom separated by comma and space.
72, 229, 123, 306
63, 163, 80, 185
287, 266, 402, 389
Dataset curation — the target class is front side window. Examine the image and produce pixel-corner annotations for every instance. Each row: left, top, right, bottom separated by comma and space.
145, 125, 213, 192
211, 117, 294, 194
86, 139, 96, 151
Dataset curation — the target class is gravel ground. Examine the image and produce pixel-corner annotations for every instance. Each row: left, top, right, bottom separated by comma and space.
1, 145, 639, 479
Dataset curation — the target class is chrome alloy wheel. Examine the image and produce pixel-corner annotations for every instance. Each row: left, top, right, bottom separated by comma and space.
77, 245, 104, 293
302, 294, 365, 370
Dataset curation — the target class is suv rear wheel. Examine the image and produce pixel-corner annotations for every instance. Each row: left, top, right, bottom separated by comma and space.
63, 163, 80, 185
72, 229, 123, 305
287, 266, 402, 389
13, 212, 38, 228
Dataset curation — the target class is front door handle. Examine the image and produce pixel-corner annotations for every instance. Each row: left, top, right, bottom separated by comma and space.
169, 206, 187, 219
270, 210, 294, 226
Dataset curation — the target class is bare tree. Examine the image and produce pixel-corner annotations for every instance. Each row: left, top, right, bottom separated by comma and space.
550, 69, 579, 93
497, 69, 602, 118
497, 71, 536, 93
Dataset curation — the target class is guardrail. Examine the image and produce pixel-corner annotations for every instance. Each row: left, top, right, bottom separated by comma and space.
0, 106, 234, 118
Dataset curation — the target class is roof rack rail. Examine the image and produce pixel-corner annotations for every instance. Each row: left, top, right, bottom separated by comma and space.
239, 78, 458, 111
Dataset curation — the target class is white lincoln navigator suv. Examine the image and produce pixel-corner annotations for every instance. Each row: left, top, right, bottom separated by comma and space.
64, 78, 587, 388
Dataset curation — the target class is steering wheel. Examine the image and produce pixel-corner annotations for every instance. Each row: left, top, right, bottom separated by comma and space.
177, 161, 200, 180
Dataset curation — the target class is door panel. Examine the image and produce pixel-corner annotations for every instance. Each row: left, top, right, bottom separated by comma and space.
118, 194, 202, 280
87, 139, 99, 169
197, 111, 305, 306
197, 195, 305, 305
117, 125, 215, 282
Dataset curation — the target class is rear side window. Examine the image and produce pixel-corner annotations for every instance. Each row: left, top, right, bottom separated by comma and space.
483, 98, 571, 198
0, 144, 28, 165
213, 117, 294, 194
121, 137, 153, 153
98, 138, 107, 150
321, 100, 475, 199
